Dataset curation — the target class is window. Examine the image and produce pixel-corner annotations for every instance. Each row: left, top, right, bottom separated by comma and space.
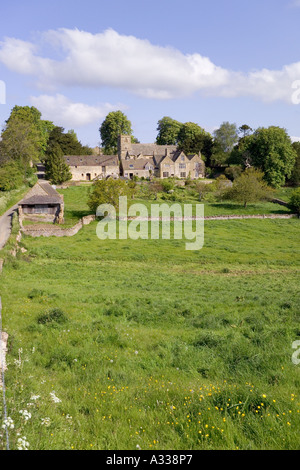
163, 172, 169, 178
102, 166, 106, 172
180, 172, 186, 178
181, 156, 185, 162
129, 164, 134, 168
179, 164, 186, 169
164, 163, 170, 168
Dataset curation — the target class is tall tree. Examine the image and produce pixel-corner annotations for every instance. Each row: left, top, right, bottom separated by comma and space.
5, 105, 54, 157
177, 122, 213, 162
45, 126, 93, 157
213, 122, 239, 153
156, 117, 182, 145
44, 143, 72, 185
239, 127, 297, 187
239, 124, 253, 138
0, 118, 41, 170
100, 111, 134, 155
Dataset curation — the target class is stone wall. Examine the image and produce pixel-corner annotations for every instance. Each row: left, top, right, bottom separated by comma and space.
21, 215, 96, 238
69, 165, 119, 181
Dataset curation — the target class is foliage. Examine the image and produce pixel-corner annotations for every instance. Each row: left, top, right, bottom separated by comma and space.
0, 162, 24, 191
289, 142, 300, 186
161, 179, 175, 192
235, 127, 297, 187
213, 122, 239, 153
2, 105, 54, 159
88, 179, 133, 213
238, 124, 253, 138
99, 111, 134, 154
224, 165, 243, 181
212, 122, 239, 166
225, 168, 273, 207
156, 117, 182, 145
289, 188, 300, 214
44, 143, 72, 184
177, 122, 213, 161
45, 126, 93, 157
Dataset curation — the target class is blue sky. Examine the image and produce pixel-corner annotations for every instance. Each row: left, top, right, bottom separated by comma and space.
0, 0, 300, 147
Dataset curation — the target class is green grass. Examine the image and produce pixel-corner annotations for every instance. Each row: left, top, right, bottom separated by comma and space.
0, 214, 299, 450
56, 185, 293, 228
0, 186, 30, 216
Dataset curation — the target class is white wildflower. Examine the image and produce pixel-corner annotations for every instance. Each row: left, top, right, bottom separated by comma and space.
17, 436, 29, 450
2, 417, 14, 430
19, 410, 31, 422
30, 395, 40, 401
41, 417, 51, 427
50, 391, 61, 403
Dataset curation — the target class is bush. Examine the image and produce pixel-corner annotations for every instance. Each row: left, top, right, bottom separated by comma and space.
161, 179, 175, 192
0, 163, 24, 191
225, 165, 243, 181
289, 187, 300, 214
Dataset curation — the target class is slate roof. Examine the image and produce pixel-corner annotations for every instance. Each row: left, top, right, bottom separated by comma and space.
20, 182, 63, 206
63, 155, 118, 166
130, 143, 177, 157
122, 157, 155, 171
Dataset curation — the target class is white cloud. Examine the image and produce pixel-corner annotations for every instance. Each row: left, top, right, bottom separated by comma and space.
30, 94, 122, 128
291, 136, 300, 142
0, 28, 300, 103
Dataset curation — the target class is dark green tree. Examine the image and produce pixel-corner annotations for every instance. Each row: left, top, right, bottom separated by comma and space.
289, 187, 300, 215
100, 111, 134, 155
45, 126, 93, 157
177, 122, 213, 162
156, 117, 183, 145
44, 144, 72, 184
238, 127, 297, 187
289, 142, 300, 186
239, 124, 253, 138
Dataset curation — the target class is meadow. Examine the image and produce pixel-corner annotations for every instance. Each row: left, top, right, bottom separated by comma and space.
0, 185, 299, 450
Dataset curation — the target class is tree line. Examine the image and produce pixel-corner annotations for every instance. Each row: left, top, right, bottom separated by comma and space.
0, 106, 299, 190
0, 105, 94, 189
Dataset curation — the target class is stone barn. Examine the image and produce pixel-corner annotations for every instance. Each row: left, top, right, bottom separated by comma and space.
19, 181, 64, 224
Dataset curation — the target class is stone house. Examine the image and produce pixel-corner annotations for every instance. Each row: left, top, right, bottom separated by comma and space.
63, 155, 119, 181
118, 135, 205, 180
19, 181, 64, 224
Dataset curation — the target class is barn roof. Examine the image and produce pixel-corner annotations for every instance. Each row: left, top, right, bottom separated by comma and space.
63, 155, 118, 166
20, 181, 63, 206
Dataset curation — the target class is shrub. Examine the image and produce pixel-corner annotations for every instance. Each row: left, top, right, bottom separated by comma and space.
289, 187, 300, 215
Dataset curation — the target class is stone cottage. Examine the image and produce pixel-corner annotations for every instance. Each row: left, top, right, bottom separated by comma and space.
63, 155, 119, 181
118, 135, 205, 180
19, 181, 64, 224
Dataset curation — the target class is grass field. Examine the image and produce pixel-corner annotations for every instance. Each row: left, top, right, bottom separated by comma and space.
55, 185, 293, 228
0, 185, 299, 450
